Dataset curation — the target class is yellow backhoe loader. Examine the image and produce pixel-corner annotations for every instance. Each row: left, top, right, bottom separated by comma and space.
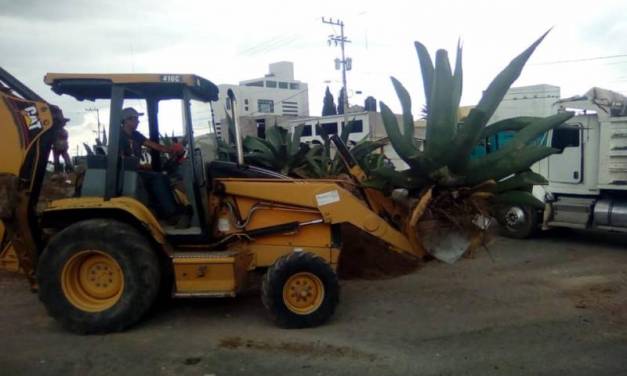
0, 68, 426, 334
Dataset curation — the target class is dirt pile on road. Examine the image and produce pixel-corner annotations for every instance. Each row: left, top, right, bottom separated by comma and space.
337, 224, 422, 280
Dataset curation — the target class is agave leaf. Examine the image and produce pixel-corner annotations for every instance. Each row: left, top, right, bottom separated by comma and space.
414, 41, 435, 111
425, 49, 457, 168
369, 166, 428, 190
340, 118, 355, 144
245, 151, 277, 169
286, 143, 309, 170
288, 124, 305, 157
217, 139, 237, 161
494, 171, 548, 193
351, 137, 388, 162
391, 77, 415, 142
265, 126, 286, 149
304, 143, 331, 177
361, 177, 389, 191
362, 153, 386, 171
470, 111, 573, 170
243, 136, 277, 156
477, 29, 551, 119
494, 190, 545, 210
451, 39, 463, 111
314, 122, 332, 161
304, 148, 328, 178
466, 146, 559, 185
501, 112, 573, 151
449, 29, 551, 173
82, 142, 95, 156
379, 101, 422, 169
479, 116, 541, 139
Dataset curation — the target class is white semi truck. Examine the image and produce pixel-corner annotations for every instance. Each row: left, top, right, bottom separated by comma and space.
498, 87, 627, 238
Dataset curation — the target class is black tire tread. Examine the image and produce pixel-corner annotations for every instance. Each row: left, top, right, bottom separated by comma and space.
261, 252, 339, 329
37, 219, 160, 334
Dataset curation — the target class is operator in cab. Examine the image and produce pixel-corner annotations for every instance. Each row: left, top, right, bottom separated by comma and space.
118, 107, 190, 227
119, 107, 172, 158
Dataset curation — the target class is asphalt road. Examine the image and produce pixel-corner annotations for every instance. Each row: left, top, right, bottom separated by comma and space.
1, 229, 626, 376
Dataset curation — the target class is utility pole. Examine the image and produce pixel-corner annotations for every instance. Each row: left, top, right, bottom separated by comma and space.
322, 17, 351, 124
85, 108, 101, 143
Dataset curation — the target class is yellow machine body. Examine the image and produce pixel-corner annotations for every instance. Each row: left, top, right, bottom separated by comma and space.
0, 70, 429, 332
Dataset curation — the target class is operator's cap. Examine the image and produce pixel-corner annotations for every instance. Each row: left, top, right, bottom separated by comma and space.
121, 107, 144, 120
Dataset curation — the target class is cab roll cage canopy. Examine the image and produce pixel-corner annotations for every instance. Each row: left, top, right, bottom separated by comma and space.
44, 73, 219, 200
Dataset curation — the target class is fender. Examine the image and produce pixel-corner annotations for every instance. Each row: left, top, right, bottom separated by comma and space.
43, 196, 168, 248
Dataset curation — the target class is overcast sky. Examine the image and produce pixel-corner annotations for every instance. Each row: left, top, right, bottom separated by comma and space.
2, 0, 626, 155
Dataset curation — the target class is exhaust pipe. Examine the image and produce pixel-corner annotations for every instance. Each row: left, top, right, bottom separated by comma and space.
227, 89, 244, 165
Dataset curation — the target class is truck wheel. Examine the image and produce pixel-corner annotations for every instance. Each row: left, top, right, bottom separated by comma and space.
37, 219, 160, 334
498, 205, 538, 239
262, 252, 339, 329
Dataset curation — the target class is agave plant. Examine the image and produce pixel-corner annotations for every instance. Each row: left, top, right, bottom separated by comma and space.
364, 31, 573, 261
215, 116, 310, 176
371, 30, 572, 208
302, 120, 390, 178
243, 124, 310, 176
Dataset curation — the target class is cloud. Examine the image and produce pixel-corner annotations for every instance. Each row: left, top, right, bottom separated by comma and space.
2, 0, 626, 157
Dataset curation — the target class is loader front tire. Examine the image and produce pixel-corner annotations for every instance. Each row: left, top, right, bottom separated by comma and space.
37, 219, 160, 334
262, 252, 339, 329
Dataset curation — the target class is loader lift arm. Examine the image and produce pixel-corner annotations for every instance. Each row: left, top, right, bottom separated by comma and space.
0, 67, 46, 102
217, 179, 426, 258
0, 66, 66, 285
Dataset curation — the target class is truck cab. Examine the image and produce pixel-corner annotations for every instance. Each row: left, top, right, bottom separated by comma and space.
500, 88, 627, 237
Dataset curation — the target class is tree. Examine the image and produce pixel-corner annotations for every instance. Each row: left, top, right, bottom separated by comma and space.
337, 88, 346, 115
364, 96, 377, 112
322, 86, 337, 116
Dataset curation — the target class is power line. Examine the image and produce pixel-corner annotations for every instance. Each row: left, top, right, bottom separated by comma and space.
238, 34, 302, 56
532, 53, 627, 65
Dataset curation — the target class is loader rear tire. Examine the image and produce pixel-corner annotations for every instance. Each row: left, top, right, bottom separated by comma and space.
262, 252, 339, 329
37, 219, 160, 334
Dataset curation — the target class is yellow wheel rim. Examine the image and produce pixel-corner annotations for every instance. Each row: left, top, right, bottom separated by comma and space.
61, 250, 124, 312
282, 272, 324, 315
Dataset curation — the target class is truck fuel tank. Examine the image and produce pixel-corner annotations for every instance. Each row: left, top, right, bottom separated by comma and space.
593, 198, 627, 227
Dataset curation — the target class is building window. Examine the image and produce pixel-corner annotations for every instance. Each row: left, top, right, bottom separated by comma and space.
245, 81, 264, 87
321, 122, 338, 135
302, 124, 312, 136
342, 119, 363, 133
279, 82, 288, 89
266, 80, 277, 88
282, 101, 298, 115
244, 99, 249, 105
258, 99, 274, 113
257, 119, 266, 139
290, 83, 299, 90
244, 106, 249, 111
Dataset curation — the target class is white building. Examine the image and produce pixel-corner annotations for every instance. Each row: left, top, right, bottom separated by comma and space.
285, 111, 418, 170
213, 62, 309, 139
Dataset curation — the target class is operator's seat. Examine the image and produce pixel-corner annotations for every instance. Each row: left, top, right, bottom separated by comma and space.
80, 155, 148, 205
